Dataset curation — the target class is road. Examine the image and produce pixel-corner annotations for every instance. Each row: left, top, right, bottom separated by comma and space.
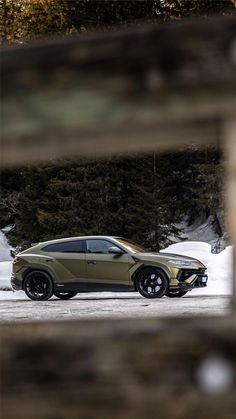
0, 291, 230, 322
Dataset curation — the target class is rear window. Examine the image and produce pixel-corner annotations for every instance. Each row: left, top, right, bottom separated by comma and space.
42, 240, 85, 253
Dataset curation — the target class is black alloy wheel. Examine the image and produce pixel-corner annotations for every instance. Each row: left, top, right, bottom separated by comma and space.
54, 292, 77, 300
24, 271, 54, 301
136, 267, 168, 298
165, 290, 188, 298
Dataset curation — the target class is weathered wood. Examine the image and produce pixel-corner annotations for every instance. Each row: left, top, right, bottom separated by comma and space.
0, 317, 235, 419
1, 16, 236, 166
0, 118, 222, 166
225, 118, 236, 310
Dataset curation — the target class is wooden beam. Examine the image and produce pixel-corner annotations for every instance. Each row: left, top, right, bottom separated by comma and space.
0, 317, 235, 419
1, 16, 236, 166
0, 118, 222, 166
225, 118, 236, 311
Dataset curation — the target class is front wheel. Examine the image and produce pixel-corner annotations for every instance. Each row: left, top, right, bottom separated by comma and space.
24, 271, 54, 301
54, 292, 77, 300
136, 267, 168, 298
166, 290, 188, 298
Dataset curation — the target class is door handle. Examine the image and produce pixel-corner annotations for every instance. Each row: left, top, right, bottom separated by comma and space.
87, 260, 96, 265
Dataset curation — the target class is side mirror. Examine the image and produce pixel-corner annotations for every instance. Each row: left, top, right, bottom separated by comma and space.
108, 246, 124, 255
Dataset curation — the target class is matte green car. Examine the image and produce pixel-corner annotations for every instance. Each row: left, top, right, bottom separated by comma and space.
11, 236, 208, 300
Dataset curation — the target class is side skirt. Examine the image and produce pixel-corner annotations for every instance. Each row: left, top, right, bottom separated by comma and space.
54, 282, 135, 293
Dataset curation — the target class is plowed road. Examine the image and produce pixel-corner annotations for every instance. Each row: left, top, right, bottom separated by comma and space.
0, 291, 230, 322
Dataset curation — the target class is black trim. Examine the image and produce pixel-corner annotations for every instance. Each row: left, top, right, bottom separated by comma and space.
22, 268, 54, 288
170, 274, 208, 292
11, 275, 23, 291
194, 275, 208, 288
42, 240, 86, 253
177, 268, 206, 282
54, 282, 134, 293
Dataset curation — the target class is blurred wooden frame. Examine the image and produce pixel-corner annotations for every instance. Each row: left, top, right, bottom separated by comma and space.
0, 16, 236, 419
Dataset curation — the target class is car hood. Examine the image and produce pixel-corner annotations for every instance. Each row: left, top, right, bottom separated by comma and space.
134, 252, 205, 267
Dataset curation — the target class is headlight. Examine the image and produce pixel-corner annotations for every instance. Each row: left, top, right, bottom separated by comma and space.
167, 259, 197, 267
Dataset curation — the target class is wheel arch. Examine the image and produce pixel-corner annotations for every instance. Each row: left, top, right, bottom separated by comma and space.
22, 268, 55, 290
132, 264, 170, 290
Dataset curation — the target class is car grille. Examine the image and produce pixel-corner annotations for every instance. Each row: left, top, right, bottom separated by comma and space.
178, 268, 206, 282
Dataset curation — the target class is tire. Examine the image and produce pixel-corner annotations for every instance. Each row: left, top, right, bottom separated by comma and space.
166, 290, 188, 298
54, 292, 77, 300
136, 267, 168, 298
24, 270, 54, 301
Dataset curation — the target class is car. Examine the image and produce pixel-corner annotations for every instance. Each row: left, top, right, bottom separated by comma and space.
11, 236, 208, 301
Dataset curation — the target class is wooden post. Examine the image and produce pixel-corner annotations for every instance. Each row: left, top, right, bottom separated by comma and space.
224, 118, 236, 311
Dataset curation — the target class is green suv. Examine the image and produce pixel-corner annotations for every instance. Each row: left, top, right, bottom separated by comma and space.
11, 236, 208, 300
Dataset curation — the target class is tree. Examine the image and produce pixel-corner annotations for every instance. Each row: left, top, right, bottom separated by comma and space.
1, 0, 235, 44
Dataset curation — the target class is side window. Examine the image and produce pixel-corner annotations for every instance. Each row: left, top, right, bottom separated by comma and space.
42, 240, 85, 253
86, 240, 112, 254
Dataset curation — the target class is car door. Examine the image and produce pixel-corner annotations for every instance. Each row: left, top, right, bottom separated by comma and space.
42, 240, 87, 282
86, 239, 133, 285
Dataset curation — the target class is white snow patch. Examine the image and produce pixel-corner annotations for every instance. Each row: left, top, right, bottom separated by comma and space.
162, 241, 233, 295
170, 216, 226, 253
0, 261, 13, 289
0, 230, 13, 262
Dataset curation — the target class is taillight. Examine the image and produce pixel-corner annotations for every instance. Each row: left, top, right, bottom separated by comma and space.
13, 256, 20, 263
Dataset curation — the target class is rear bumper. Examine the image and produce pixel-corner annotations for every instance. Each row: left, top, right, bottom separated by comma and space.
11, 275, 23, 291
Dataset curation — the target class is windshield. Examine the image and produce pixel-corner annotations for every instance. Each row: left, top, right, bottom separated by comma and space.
115, 238, 145, 253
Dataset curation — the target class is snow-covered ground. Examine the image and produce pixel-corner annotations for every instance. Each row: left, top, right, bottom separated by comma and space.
0, 229, 233, 296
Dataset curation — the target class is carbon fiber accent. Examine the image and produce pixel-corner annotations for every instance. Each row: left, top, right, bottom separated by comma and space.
178, 268, 206, 282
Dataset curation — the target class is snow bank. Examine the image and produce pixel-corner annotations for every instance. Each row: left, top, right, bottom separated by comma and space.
171, 216, 226, 252
162, 241, 233, 295
0, 230, 13, 289
0, 261, 12, 289
0, 230, 13, 262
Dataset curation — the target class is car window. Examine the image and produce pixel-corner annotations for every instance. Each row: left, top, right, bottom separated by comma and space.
86, 240, 113, 254
42, 240, 85, 253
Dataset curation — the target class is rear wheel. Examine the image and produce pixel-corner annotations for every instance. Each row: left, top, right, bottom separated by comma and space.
24, 271, 54, 301
54, 292, 77, 300
136, 267, 168, 298
166, 290, 188, 298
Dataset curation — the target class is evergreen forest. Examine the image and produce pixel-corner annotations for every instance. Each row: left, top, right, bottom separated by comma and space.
0, 149, 225, 250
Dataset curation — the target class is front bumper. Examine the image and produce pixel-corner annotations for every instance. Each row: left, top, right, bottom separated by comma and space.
170, 268, 208, 292
11, 275, 23, 291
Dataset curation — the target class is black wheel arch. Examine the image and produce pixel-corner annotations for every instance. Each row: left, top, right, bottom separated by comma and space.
22, 268, 55, 290
132, 264, 169, 290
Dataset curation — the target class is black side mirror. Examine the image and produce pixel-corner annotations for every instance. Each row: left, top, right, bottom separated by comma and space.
108, 246, 124, 255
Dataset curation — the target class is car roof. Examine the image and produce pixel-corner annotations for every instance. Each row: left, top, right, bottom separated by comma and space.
37, 236, 119, 247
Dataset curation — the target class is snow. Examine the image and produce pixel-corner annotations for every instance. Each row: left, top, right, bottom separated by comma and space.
162, 241, 233, 295
171, 216, 226, 253
0, 230, 13, 262
0, 261, 13, 290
